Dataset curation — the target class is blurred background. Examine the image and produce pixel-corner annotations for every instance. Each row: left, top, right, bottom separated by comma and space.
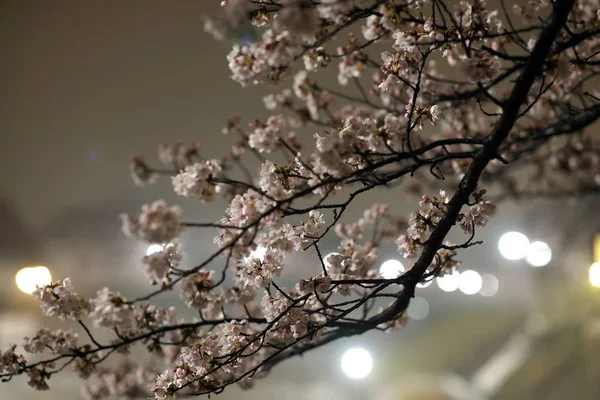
2, 1, 600, 399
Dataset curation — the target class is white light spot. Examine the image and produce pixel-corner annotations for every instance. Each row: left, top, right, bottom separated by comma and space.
498, 232, 530, 261
590, 262, 600, 288
146, 244, 164, 256
250, 246, 267, 261
459, 270, 482, 295
341, 348, 373, 379
407, 296, 430, 320
379, 259, 404, 279
437, 272, 461, 292
479, 274, 499, 297
146, 243, 175, 256
526, 241, 552, 267
15, 266, 52, 294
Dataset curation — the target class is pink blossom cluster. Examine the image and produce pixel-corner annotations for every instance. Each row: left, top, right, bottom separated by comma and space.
227, 29, 303, 87
0, 344, 23, 376
23, 328, 78, 355
326, 240, 379, 294
293, 71, 333, 120
178, 270, 217, 310
263, 89, 293, 111
248, 115, 286, 153
335, 203, 406, 241
141, 243, 182, 286
158, 142, 201, 168
129, 155, 158, 186
258, 161, 295, 200
261, 292, 309, 339
32, 278, 91, 321
459, 198, 496, 234
295, 275, 332, 295
337, 33, 368, 86
90, 288, 136, 330
172, 160, 222, 202
152, 320, 264, 398
255, 219, 302, 253
303, 47, 330, 72
234, 247, 284, 290
0, 344, 55, 390
396, 191, 451, 258
120, 200, 184, 244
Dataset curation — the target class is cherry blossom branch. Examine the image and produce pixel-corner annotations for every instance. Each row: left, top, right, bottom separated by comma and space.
3, 1, 598, 398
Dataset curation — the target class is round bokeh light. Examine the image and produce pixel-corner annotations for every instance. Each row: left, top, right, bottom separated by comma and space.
479, 273, 499, 297
15, 266, 52, 294
341, 348, 373, 379
526, 241, 552, 267
380, 259, 404, 279
498, 232, 530, 261
459, 270, 483, 295
437, 273, 461, 292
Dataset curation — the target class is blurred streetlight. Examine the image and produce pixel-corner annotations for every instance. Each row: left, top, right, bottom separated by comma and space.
459, 270, 483, 295
146, 244, 164, 256
525, 241, 552, 267
146, 243, 175, 256
590, 262, 600, 288
437, 273, 461, 292
498, 232, 530, 261
250, 246, 267, 260
15, 266, 52, 294
380, 259, 404, 279
407, 297, 430, 320
479, 274, 499, 297
341, 348, 373, 379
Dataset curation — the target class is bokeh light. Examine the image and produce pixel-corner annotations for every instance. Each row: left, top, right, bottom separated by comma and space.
526, 241, 552, 267
250, 246, 267, 260
341, 348, 373, 379
379, 259, 404, 279
498, 231, 530, 261
146, 243, 175, 256
437, 273, 461, 292
407, 297, 430, 320
458, 270, 482, 295
146, 244, 164, 256
479, 273, 499, 297
15, 266, 52, 294
590, 262, 600, 288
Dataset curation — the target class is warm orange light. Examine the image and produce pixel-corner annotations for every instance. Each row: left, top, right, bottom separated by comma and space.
15, 266, 52, 294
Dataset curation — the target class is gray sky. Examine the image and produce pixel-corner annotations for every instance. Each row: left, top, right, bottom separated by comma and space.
0, 1, 267, 227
